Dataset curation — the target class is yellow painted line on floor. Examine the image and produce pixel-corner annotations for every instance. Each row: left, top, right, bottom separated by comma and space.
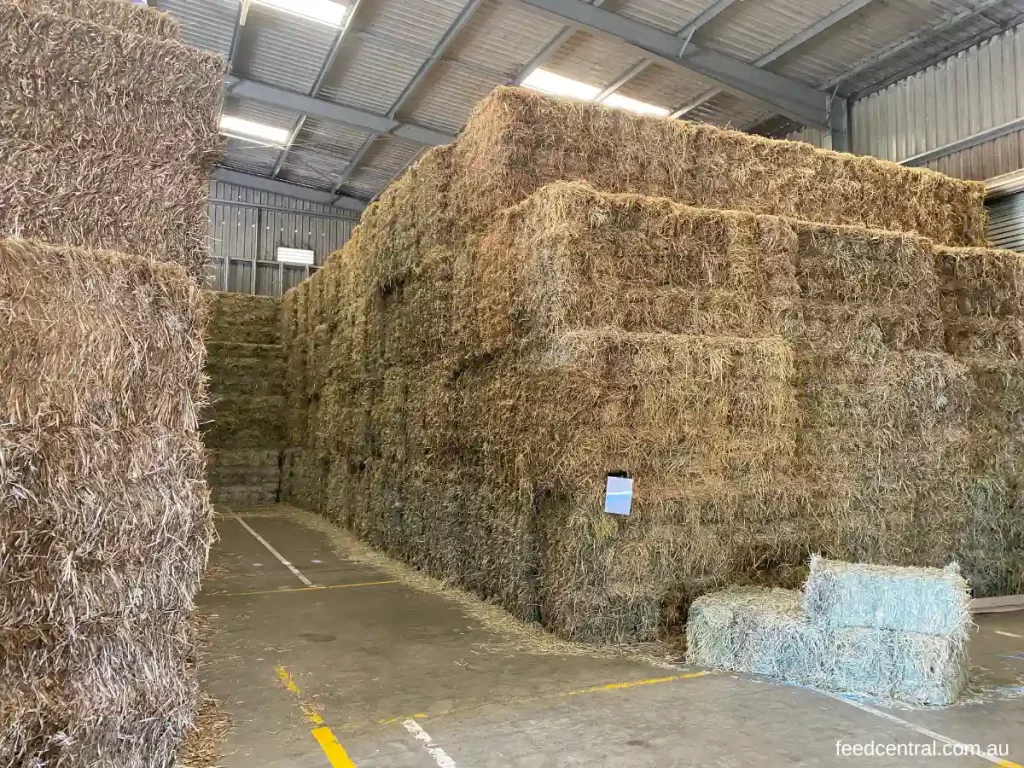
345, 670, 710, 732
275, 665, 357, 768
559, 670, 710, 697
215, 580, 398, 597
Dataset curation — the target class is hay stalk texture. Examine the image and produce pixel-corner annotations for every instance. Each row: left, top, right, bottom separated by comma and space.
0, 0, 225, 278
686, 583, 970, 706
2, 1, 220, 762
1, 239, 211, 766
281, 86, 1020, 647
203, 292, 286, 508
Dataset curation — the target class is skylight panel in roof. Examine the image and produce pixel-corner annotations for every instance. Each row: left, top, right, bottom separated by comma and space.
220, 115, 291, 146
601, 93, 670, 117
521, 68, 601, 101
253, 0, 348, 26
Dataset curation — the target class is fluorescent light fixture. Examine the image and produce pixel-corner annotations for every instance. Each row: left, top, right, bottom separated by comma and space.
521, 68, 600, 101
220, 115, 291, 146
601, 93, 671, 117
253, 0, 348, 25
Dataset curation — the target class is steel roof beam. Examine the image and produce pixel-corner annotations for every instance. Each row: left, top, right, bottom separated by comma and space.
226, 78, 456, 146
594, 0, 738, 103
331, 0, 484, 195
515, 0, 831, 128
511, 0, 607, 85
672, 0, 879, 119
271, 0, 365, 179
212, 167, 367, 211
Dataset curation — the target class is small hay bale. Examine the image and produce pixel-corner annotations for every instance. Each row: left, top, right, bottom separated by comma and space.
828, 627, 969, 706
686, 587, 824, 682
687, 585, 970, 706
804, 556, 972, 638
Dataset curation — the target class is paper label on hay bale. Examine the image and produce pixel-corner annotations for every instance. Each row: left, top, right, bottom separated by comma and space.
604, 474, 632, 515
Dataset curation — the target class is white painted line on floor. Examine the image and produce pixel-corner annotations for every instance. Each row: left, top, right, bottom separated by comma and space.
234, 514, 315, 588
401, 719, 457, 768
830, 694, 1023, 767
995, 630, 1023, 639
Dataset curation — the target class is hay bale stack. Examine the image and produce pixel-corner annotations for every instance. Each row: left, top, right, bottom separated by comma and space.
933, 246, 1024, 595
688, 560, 972, 706
0, 0, 225, 278
281, 86, 1020, 645
1, 1, 222, 762
0, 238, 209, 766
203, 292, 286, 508
452, 87, 987, 247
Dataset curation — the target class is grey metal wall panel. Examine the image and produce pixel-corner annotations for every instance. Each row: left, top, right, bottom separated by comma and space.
788, 24, 1024, 181
988, 192, 1024, 251
206, 180, 360, 298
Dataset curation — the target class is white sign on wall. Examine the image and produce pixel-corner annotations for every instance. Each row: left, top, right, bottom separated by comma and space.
277, 247, 315, 266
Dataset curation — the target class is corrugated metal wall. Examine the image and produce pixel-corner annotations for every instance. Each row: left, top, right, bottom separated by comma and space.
788, 24, 1024, 182
851, 24, 1024, 180
207, 180, 360, 297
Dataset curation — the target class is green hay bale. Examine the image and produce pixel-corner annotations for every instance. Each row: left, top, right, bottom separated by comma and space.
687, 586, 970, 706
804, 556, 972, 638
829, 626, 969, 706
201, 394, 286, 449
687, 587, 824, 681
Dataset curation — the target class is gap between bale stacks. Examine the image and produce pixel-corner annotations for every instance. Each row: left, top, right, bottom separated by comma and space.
280, 86, 1019, 647
203, 291, 287, 509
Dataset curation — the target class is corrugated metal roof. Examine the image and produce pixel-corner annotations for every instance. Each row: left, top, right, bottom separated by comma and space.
160, 0, 1024, 204
236, 5, 339, 93
157, 0, 237, 56
318, 32, 427, 114
280, 146, 351, 188
220, 137, 282, 176
615, 61, 717, 112
447, 0, 564, 77
340, 136, 423, 197
700, 0, 850, 64
615, 0, 720, 33
359, 0, 472, 53
546, 29, 647, 88
400, 59, 504, 132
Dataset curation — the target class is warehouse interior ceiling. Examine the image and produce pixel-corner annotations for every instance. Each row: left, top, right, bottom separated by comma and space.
158, 0, 1024, 210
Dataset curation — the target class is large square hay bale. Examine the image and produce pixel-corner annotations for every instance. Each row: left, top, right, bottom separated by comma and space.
0, 5, 223, 162
0, 239, 210, 765
453, 87, 986, 246
7, 0, 179, 38
935, 246, 1024, 357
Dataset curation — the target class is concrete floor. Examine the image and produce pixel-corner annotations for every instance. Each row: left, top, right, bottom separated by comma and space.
198, 505, 1024, 768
